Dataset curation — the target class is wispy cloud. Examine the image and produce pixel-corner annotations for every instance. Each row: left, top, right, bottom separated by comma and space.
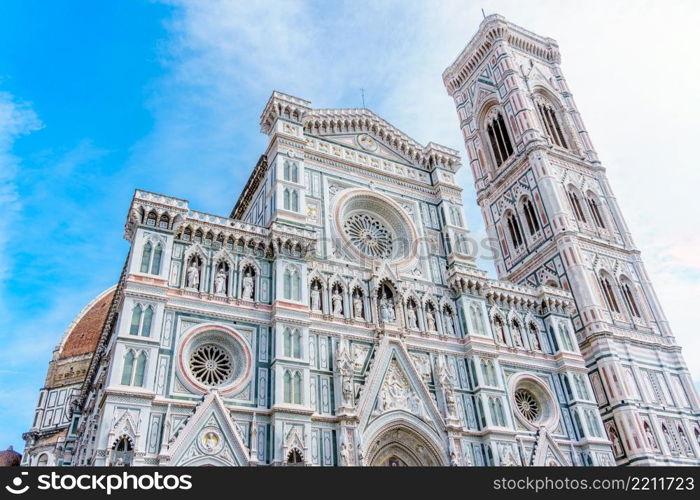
146, 0, 700, 384
0, 92, 42, 285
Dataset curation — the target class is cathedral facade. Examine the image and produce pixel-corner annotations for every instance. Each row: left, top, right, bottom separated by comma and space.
23, 15, 699, 467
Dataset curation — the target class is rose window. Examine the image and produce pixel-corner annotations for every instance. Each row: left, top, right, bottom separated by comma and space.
343, 213, 394, 259
514, 388, 540, 422
189, 344, 233, 386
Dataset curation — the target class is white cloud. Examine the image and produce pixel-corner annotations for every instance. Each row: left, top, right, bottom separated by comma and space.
151, 1, 699, 383
0, 92, 42, 287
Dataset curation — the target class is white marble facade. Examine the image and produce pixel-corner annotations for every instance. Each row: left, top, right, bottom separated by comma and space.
25, 15, 698, 467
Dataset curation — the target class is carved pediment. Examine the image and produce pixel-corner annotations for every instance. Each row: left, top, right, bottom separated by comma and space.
160, 391, 250, 466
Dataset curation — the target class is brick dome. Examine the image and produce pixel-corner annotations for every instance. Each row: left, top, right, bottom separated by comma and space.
59, 287, 115, 359
0, 446, 21, 467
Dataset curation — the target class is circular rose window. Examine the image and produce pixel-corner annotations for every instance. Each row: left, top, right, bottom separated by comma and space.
509, 373, 560, 431
343, 213, 394, 259
189, 344, 233, 386
334, 190, 416, 264
514, 388, 539, 422
178, 326, 252, 395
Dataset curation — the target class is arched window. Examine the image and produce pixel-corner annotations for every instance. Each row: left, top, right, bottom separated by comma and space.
129, 305, 142, 335
284, 161, 290, 181
140, 242, 152, 273
287, 449, 303, 464
488, 397, 497, 426
535, 99, 568, 149
576, 375, 590, 400
586, 410, 601, 438
495, 398, 506, 426
292, 269, 301, 301
194, 230, 203, 243
485, 111, 514, 167
283, 371, 292, 403
548, 326, 559, 352
283, 269, 292, 300
283, 189, 291, 210
37, 453, 49, 466
586, 193, 606, 229
158, 214, 169, 229
521, 197, 541, 235
283, 328, 292, 357
291, 163, 298, 183
505, 211, 524, 249
292, 329, 301, 358
291, 190, 299, 212
134, 352, 147, 387
151, 244, 162, 274
121, 351, 135, 385
293, 372, 302, 404
111, 436, 134, 466
573, 410, 585, 439
141, 306, 153, 337
620, 279, 641, 318
599, 274, 621, 313
470, 304, 484, 335
567, 188, 587, 223
559, 325, 575, 351
477, 398, 487, 429
146, 211, 157, 226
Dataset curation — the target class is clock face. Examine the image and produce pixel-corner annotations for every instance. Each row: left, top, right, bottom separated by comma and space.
357, 133, 378, 152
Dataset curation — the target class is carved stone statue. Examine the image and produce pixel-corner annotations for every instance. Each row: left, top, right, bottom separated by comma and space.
379, 296, 396, 323
611, 430, 623, 456
337, 339, 355, 408
437, 358, 457, 418
186, 261, 200, 289
406, 303, 418, 330
310, 283, 321, 312
339, 442, 350, 466
332, 288, 343, 317
513, 327, 523, 347
680, 430, 692, 455
530, 329, 541, 350
426, 308, 437, 332
645, 426, 657, 449
242, 270, 254, 301
444, 311, 455, 336
387, 298, 396, 323
214, 268, 227, 295
353, 293, 364, 320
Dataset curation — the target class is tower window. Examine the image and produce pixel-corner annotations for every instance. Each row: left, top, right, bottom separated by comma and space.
521, 198, 540, 235
599, 275, 621, 314
486, 111, 514, 167
586, 194, 606, 229
505, 212, 524, 250
567, 189, 587, 223
621, 280, 641, 318
536, 101, 568, 149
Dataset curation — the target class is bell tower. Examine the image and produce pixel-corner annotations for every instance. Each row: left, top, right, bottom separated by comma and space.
443, 14, 700, 465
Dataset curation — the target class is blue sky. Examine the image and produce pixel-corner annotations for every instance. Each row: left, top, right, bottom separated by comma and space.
1, 0, 699, 450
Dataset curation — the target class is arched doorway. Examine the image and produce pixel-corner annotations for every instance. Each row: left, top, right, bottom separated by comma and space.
366, 426, 445, 467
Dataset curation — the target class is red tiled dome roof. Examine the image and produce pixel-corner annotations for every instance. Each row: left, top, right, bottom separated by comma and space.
60, 288, 115, 359
0, 446, 21, 466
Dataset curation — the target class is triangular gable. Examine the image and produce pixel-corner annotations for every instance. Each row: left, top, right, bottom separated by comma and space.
356, 337, 444, 432
317, 134, 414, 166
160, 391, 250, 466
530, 427, 570, 466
